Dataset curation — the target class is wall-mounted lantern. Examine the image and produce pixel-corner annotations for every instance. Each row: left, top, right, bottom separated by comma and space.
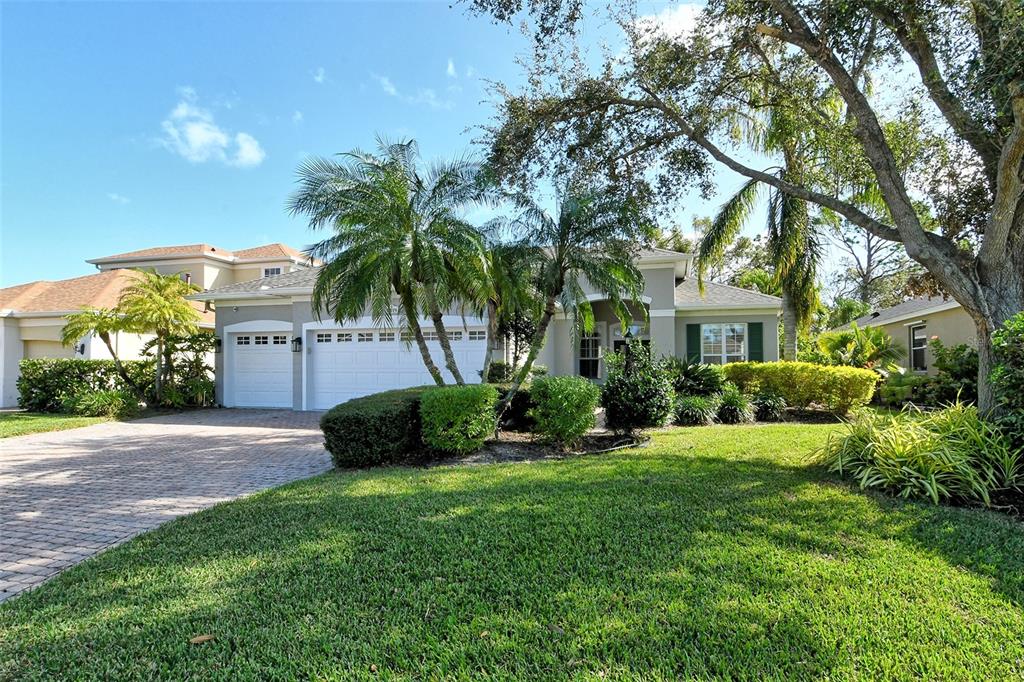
213, 337, 223, 353
291, 336, 303, 353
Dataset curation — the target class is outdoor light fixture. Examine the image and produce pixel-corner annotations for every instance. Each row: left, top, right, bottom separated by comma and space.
213, 337, 222, 352
291, 336, 302, 353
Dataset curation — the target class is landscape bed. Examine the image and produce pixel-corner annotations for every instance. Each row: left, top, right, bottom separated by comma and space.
2, 424, 1022, 680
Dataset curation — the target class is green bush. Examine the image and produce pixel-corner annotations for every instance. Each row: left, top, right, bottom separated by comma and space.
816, 401, 1022, 506
420, 384, 499, 455
724, 361, 877, 414
485, 361, 513, 383
717, 383, 754, 424
17, 358, 152, 412
600, 340, 675, 434
664, 357, 725, 397
920, 339, 978, 405
674, 394, 719, 426
61, 389, 139, 418
879, 373, 930, 406
753, 392, 787, 422
493, 383, 535, 431
528, 376, 600, 446
320, 387, 433, 467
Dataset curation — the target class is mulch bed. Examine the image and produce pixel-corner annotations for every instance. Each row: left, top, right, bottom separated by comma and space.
439, 430, 646, 466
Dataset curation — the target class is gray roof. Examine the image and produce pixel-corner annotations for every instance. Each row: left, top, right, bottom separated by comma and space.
851, 296, 957, 327
193, 267, 320, 298
673, 277, 782, 309
638, 247, 691, 259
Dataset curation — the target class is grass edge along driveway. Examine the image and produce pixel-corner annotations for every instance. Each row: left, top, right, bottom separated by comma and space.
0, 412, 107, 438
2, 423, 1022, 680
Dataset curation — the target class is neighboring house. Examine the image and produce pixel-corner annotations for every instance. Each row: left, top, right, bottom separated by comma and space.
191, 248, 783, 411
0, 242, 316, 407
850, 296, 975, 375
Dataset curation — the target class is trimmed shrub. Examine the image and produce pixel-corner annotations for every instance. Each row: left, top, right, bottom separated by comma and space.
920, 339, 978, 405
879, 372, 930, 406
18, 358, 152, 412
61, 389, 139, 419
724, 361, 877, 414
664, 357, 725, 397
601, 340, 675, 434
753, 392, 787, 422
816, 401, 1022, 506
993, 312, 1024, 450
493, 383, 536, 431
320, 387, 433, 467
717, 383, 754, 424
528, 376, 600, 446
485, 361, 514, 383
420, 384, 499, 455
674, 394, 719, 426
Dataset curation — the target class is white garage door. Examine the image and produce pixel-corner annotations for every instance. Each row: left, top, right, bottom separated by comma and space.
309, 328, 486, 410
230, 332, 293, 408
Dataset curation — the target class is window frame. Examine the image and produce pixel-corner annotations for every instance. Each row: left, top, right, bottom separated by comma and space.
910, 325, 928, 372
700, 323, 748, 365
578, 331, 602, 379
263, 267, 283, 277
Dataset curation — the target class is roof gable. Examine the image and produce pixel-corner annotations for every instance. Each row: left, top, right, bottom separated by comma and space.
674, 277, 782, 309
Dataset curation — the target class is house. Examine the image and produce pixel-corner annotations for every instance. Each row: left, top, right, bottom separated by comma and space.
0, 242, 316, 407
190, 248, 783, 410
850, 296, 975, 375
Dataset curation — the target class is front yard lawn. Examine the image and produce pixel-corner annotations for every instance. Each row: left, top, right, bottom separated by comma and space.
2, 424, 1022, 679
0, 412, 107, 438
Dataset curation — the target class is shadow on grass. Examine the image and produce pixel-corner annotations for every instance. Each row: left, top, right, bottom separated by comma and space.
2, 432, 1023, 679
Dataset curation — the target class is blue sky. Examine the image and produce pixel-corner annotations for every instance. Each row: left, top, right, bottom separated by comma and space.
1, 1, 735, 287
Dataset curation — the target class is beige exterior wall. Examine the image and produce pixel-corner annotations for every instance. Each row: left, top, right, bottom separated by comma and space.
24, 340, 74, 359
875, 306, 975, 375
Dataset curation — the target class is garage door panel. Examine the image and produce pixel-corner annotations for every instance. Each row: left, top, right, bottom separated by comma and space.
230, 333, 293, 408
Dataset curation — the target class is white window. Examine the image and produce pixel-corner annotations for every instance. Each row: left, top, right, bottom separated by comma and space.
272, 335, 288, 345
236, 336, 251, 346
263, 267, 282, 277
579, 333, 601, 379
357, 332, 373, 343
316, 332, 332, 343
378, 331, 395, 342
423, 330, 439, 341
910, 325, 928, 371
336, 332, 352, 342
449, 331, 463, 341
254, 335, 269, 345
469, 330, 486, 341
701, 323, 746, 364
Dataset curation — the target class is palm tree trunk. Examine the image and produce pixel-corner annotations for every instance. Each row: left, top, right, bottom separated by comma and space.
423, 285, 465, 385
401, 296, 445, 386
481, 299, 498, 382
154, 336, 164, 402
98, 331, 140, 395
781, 290, 798, 361
497, 294, 556, 416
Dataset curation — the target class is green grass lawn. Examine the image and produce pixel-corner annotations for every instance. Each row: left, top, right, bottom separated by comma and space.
2, 424, 1023, 680
0, 411, 107, 438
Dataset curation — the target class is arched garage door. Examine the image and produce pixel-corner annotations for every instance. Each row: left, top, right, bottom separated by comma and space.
308, 328, 486, 410
228, 332, 293, 408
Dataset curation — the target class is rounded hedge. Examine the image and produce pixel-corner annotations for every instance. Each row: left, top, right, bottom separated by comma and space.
420, 384, 499, 455
601, 343, 675, 434
320, 386, 433, 468
528, 375, 600, 446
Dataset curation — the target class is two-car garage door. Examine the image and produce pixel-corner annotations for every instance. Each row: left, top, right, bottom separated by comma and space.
308, 328, 486, 410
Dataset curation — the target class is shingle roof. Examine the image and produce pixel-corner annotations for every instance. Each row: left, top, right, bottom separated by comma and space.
0, 270, 214, 324
674, 277, 782, 308
233, 243, 308, 260
90, 244, 230, 261
195, 267, 320, 297
851, 296, 957, 327
639, 247, 691, 259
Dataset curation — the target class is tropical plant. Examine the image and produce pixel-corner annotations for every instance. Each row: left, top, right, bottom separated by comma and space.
674, 395, 720, 427
815, 323, 904, 371
116, 270, 201, 401
664, 357, 725, 397
752, 392, 788, 422
992, 312, 1024, 448
920, 339, 979, 406
601, 340, 675, 434
61, 307, 141, 395
716, 383, 755, 424
488, 188, 646, 413
288, 137, 492, 386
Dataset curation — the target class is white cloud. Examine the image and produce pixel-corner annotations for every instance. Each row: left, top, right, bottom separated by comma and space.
313, 66, 326, 84
465, 66, 476, 78
107, 192, 130, 205
372, 73, 454, 110
636, 3, 702, 40
446, 58, 457, 78
292, 110, 304, 124
159, 87, 265, 168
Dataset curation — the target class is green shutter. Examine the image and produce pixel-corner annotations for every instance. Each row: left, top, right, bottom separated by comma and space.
748, 322, 764, 362
686, 324, 701, 362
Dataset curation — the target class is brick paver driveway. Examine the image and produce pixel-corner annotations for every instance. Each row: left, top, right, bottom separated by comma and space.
0, 409, 330, 602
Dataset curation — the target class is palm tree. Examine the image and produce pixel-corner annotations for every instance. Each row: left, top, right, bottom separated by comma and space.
287, 138, 491, 386
817, 322, 904, 371
492, 189, 646, 411
117, 270, 201, 401
61, 307, 141, 394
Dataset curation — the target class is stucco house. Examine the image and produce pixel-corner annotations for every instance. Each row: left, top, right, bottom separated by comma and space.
849, 296, 976, 375
0, 242, 316, 407
191, 248, 783, 411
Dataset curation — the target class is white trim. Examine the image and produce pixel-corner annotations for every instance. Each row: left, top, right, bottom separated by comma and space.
649, 309, 675, 317
675, 303, 781, 312
700, 322, 748, 365
676, 307, 780, 316
580, 293, 652, 305
224, 320, 293, 333
199, 297, 293, 306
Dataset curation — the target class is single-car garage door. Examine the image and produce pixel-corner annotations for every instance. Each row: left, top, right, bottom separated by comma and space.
229, 332, 293, 408
308, 328, 486, 410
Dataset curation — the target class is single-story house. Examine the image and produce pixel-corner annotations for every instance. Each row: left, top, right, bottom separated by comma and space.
850, 296, 976, 375
0, 242, 316, 407
190, 248, 783, 411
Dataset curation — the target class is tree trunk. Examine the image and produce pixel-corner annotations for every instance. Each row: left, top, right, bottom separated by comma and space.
154, 336, 164, 402
781, 290, 798, 361
481, 299, 499, 382
98, 331, 141, 396
402, 297, 445, 386
972, 272, 1024, 415
496, 295, 556, 416
423, 286, 465, 385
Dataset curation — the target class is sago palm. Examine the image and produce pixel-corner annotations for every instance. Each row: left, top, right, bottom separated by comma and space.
288, 137, 491, 386
117, 269, 201, 400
